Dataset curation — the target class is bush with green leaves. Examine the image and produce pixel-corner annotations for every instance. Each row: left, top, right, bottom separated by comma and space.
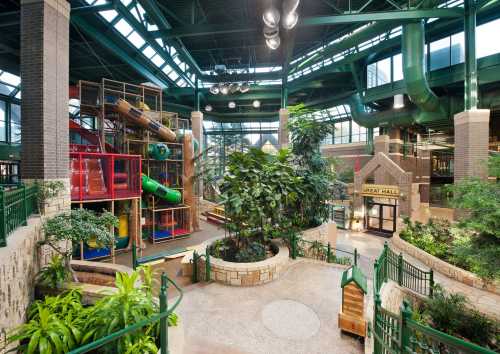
400, 217, 453, 259
412, 285, 499, 350
35, 180, 65, 215
41, 208, 118, 283
7, 268, 179, 354
37, 255, 70, 289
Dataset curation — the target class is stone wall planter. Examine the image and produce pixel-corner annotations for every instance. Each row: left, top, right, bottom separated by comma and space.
183, 237, 289, 286
300, 221, 337, 245
392, 231, 500, 295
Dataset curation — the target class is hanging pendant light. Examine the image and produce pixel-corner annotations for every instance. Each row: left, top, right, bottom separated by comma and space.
209, 85, 220, 95
263, 6, 280, 28
229, 83, 239, 94
393, 94, 405, 109
263, 25, 279, 40
282, 11, 298, 30
205, 104, 213, 112
283, 0, 300, 14
228, 101, 236, 109
266, 36, 281, 50
239, 82, 250, 93
220, 84, 229, 95
253, 100, 261, 108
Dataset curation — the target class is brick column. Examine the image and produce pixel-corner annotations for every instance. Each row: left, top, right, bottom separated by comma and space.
374, 135, 390, 184
278, 108, 289, 149
454, 110, 490, 182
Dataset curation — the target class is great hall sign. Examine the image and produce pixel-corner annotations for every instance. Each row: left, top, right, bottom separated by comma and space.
361, 184, 400, 198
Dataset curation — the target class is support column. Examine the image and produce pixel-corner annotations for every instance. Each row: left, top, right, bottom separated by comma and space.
191, 110, 203, 202
20, 0, 70, 213
278, 108, 289, 149
464, 0, 478, 110
454, 110, 490, 182
374, 135, 390, 185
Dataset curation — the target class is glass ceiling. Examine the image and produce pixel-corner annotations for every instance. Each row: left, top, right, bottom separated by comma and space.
0, 70, 21, 99
84, 0, 196, 88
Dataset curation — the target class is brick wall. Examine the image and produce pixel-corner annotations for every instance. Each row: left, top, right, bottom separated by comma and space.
20, 0, 70, 180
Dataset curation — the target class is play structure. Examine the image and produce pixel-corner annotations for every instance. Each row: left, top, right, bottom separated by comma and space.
69, 78, 200, 260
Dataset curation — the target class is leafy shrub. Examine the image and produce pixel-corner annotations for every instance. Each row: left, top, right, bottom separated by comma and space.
235, 242, 267, 262
400, 218, 453, 259
37, 255, 70, 289
414, 285, 499, 350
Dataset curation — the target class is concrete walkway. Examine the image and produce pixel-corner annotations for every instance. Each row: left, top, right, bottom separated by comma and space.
336, 229, 500, 320
177, 260, 363, 354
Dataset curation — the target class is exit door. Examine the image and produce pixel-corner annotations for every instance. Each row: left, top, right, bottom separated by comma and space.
365, 199, 397, 236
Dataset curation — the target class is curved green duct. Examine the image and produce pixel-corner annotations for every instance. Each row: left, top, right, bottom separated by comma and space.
349, 93, 415, 128
402, 20, 449, 125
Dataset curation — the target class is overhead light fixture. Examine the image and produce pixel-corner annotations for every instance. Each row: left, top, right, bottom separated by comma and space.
393, 94, 404, 109
220, 84, 229, 95
228, 101, 236, 109
263, 25, 279, 39
205, 104, 213, 112
283, 0, 300, 14
253, 100, 261, 108
282, 11, 298, 30
266, 36, 281, 50
209, 85, 220, 95
263, 6, 280, 28
229, 83, 239, 94
239, 82, 250, 93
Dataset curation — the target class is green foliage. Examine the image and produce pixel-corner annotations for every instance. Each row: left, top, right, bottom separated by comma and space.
35, 180, 65, 215
7, 270, 179, 354
42, 208, 118, 260
235, 241, 267, 263
37, 255, 70, 289
400, 218, 453, 259
209, 237, 270, 263
414, 285, 499, 350
308, 240, 326, 260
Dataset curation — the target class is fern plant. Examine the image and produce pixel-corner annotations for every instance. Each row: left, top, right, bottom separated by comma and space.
37, 255, 70, 289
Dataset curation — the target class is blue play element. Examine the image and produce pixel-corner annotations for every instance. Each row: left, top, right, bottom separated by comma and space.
83, 247, 111, 260
153, 229, 172, 240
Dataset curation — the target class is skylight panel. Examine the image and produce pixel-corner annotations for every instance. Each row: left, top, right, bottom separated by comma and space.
120, 0, 132, 6
85, 0, 95, 5
156, 38, 164, 47
170, 47, 177, 56
173, 56, 182, 65
142, 46, 156, 58
0, 71, 20, 86
127, 31, 145, 48
168, 71, 179, 81
99, 10, 118, 22
151, 55, 165, 67
15, 91, 21, 99
162, 65, 173, 75
114, 19, 133, 37
177, 79, 187, 87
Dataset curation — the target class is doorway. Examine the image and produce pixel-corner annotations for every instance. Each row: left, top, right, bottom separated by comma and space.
364, 198, 397, 236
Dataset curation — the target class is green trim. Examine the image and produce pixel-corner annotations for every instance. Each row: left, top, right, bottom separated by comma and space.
341, 265, 367, 294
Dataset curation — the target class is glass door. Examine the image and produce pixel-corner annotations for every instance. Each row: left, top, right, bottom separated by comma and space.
365, 198, 397, 236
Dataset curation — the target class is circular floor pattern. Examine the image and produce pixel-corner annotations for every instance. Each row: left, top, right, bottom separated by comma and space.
261, 299, 321, 340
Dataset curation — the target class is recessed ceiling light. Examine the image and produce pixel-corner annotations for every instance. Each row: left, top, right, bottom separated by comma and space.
220, 84, 229, 95
239, 82, 250, 93
253, 100, 261, 108
205, 105, 213, 112
209, 85, 220, 95
228, 101, 236, 109
393, 94, 404, 109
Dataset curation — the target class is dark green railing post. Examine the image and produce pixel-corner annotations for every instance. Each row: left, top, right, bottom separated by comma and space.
192, 250, 198, 283
205, 246, 211, 281
159, 272, 168, 354
0, 189, 6, 247
400, 300, 413, 352
429, 269, 434, 298
398, 253, 403, 286
374, 293, 382, 354
327, 242, 331, 263
291, 233, 297, 260
22, 185, 28, 226
354, 248, 358, 266
132, 240, 138, 270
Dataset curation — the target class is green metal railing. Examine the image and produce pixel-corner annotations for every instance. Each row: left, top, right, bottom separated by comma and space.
67, 272, 183, 354
0, 184, 37, 248
191, 247, 211, 283
289, 233, 359, 266
373, 244, 496, 354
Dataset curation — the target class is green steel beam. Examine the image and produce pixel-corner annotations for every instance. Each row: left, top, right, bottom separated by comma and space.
136, 0, 202, 76
464, 0, 478, 110
151, 23, 257, 39
300, 8, 464, 26
71, 16, 169, 89
476, 0, 500, 10
71, 3, 114, 15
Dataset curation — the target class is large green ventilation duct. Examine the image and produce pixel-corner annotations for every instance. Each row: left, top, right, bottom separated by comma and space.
402, 20, 449, 126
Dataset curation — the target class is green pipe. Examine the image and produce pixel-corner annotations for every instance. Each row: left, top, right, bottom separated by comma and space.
349, 93, 415, 128
141, 174, 181, 204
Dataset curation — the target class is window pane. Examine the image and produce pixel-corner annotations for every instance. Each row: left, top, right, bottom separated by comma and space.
367, 63, 377, 89
393, 54, 403, 81
477, 18, 500, 58
377, 58, 391, 86
451, 32, 465, 65
11, 104, 20, 124
430, 37, 450, 70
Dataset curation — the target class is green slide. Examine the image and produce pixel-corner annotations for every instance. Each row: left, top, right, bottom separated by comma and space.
141, 174, 182, 204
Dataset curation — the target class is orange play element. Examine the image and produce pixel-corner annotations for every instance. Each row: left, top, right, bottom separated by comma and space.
86, 159, 107, 196
160, 213, 177, 228
113, 183, 129, 191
